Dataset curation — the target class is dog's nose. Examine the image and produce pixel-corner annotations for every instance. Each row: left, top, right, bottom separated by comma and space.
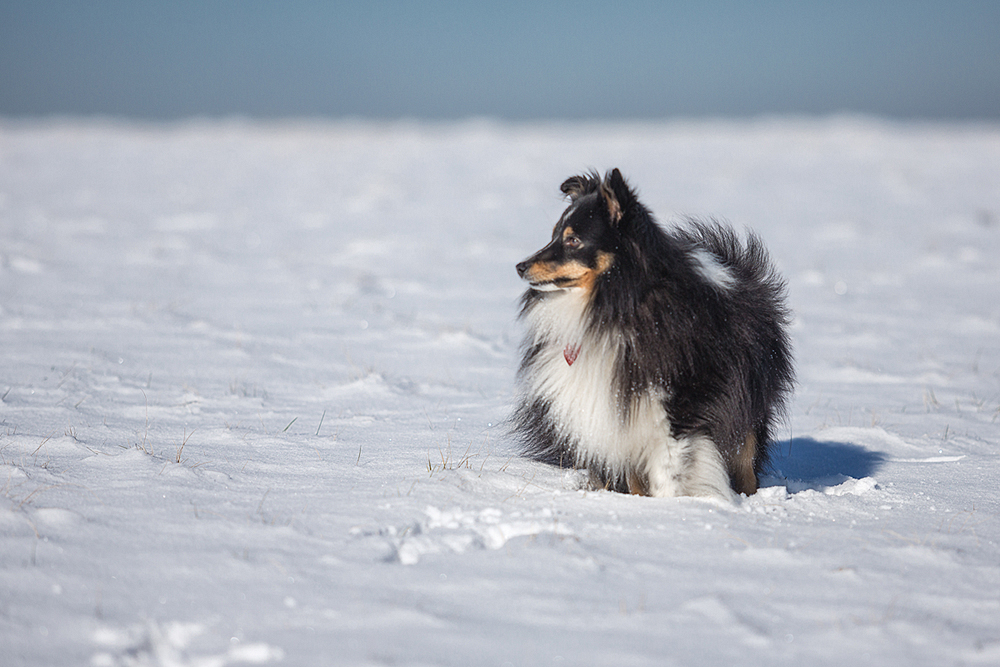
516, 260, 529, 277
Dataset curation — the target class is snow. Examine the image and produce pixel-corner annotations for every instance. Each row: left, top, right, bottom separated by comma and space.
1, 117, 999, 666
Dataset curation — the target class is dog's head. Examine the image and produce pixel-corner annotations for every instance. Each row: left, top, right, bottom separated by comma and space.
515, 168, 631, 292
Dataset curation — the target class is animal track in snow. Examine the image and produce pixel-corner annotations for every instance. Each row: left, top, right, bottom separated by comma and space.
91, 620, 284, 667
389, 506, 574, 565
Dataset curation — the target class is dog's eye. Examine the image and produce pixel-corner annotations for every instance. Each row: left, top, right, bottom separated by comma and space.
564, 236, 582, 249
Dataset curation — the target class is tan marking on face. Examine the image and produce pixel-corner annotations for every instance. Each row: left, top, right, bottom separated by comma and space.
522, 251, 615, 291
521, 259, 590, 286
561, 226, 575, 240
572, 251, 615, 292
732, 431, 758, 495
595, 251, 614, 275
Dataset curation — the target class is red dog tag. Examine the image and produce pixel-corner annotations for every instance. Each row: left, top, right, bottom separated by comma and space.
563, 343, 581, 366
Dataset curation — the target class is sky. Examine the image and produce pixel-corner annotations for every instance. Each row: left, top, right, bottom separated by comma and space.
1, 0, 999, 121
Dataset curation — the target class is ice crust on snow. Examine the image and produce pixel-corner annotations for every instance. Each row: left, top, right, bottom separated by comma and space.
1, 118, 999, 666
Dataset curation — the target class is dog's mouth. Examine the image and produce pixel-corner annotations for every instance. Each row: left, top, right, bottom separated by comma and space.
517, 259, 581, 291
526, 280, 565, 292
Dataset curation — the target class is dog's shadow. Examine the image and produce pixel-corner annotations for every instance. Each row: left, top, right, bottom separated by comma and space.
762, 437, 887, 492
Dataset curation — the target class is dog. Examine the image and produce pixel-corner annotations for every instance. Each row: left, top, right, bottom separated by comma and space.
513, 169, 794, 501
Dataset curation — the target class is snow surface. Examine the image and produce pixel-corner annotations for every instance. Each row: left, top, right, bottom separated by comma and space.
1, 117, 999, 666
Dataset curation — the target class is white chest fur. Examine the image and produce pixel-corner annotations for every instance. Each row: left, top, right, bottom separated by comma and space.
522, 288, 736, 500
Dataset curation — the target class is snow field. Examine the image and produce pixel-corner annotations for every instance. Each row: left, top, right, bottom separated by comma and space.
1, 117, 999, 665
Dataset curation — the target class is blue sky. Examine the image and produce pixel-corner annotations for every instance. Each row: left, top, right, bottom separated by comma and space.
1, 1, 998, 120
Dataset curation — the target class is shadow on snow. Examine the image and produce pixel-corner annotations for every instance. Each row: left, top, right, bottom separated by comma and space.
764, 437, 887, 489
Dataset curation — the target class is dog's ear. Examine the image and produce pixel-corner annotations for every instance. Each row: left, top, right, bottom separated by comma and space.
600, 168, 628, 224
560, 172, 600, 200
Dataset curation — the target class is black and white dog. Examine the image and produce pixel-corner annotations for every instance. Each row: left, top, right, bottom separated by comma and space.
513, 169, 793, 500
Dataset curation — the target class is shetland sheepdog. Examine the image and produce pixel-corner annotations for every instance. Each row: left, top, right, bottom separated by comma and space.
513, 169, 794, 501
